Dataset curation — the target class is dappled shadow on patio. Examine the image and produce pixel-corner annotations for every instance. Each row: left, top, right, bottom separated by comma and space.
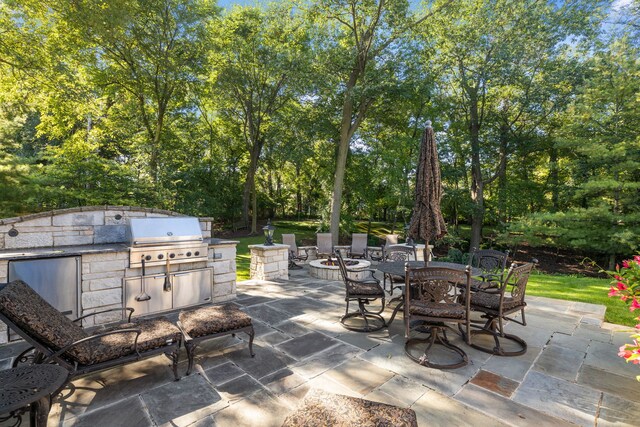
0, 266, 636, 427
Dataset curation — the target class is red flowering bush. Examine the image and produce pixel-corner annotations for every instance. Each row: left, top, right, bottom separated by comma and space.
607, 255, 640, 376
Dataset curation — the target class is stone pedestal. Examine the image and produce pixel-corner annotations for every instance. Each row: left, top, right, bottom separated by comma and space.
249, 244, 289, 281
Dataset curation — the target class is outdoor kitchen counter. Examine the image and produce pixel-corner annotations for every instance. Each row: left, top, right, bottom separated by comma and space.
0, 243, 128, 260
0, 239, 239, 260
206, 238, 240, 246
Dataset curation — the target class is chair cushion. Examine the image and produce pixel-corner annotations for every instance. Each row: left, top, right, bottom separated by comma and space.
80, 317, 181, 365
347, 281, 384, 297
282, 389, 417, 427
470, 292, 524, 311
179, 304, 252, 338
409, 300, 466, 319
0, 280, 89, 361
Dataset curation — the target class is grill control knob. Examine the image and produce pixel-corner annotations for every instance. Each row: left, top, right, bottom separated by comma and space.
169, 253, 176, 259
158, 254, 164, 260
145, 255, 152, 261
186, 252, 192, 257
194, 251, 200, 256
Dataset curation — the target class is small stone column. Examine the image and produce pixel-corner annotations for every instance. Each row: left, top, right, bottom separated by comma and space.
249, 244, 289, 281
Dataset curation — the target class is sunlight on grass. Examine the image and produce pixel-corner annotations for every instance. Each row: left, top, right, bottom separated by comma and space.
527, 272, 633, 326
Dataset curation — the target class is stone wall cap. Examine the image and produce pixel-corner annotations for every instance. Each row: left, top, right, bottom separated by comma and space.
248, 243, 289, 250
207, 238, 239, 246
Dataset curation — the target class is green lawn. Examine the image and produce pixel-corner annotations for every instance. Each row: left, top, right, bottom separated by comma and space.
232, 220, 633, 327
527, 272, 633, 326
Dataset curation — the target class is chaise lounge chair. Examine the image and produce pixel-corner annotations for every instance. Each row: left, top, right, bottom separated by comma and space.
0, 280, 182, 380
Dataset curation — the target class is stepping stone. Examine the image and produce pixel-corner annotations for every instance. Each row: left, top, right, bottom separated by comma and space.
224, 343, 295, 379
141, 374, 226, 426
469, 370, 519, 398
259, 368, 307, 395
217, 374, 268, 403
412, 389, 507, 426
61, 396, 152, 427
243, 304, 296, 326
455, 384, 576, 427
513, 371, 600, 426
324, 358, 395, 395
597, 393, 640, 427
577, 365, 640, 402
276, 331, 342, 360
292, 343, 362, 379
204, 361, 245, 386
375, 375, 428, 407
533, 344, 585, 381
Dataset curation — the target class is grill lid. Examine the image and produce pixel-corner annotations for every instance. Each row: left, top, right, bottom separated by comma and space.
129, 217, 203, 246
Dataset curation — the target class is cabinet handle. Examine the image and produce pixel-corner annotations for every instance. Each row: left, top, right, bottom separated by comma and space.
204, 297, 211, 301
173, 272, 191, 277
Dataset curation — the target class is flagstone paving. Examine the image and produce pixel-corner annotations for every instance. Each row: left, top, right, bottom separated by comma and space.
0, 267, 637, 426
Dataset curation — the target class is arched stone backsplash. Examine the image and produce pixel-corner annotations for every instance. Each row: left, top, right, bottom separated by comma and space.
0, 206, 213, 249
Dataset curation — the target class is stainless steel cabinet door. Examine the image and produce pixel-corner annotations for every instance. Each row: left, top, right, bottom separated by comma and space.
171, 268, 213, 309
124, 274, 173, 316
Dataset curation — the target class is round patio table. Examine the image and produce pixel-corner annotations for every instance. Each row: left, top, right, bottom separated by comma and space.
0, 364, 68, 427
376, 261, 482, 278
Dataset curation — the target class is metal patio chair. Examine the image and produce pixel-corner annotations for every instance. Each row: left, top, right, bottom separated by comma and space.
348, 233, 368, 259
404, 265, 472, 369
381, 245, 416, 296
336, 252, 386, 332
282, 233, 309, 269
0, 280, 182, 380
465, 260, 536, 356
316, 233, 333, 258
469, 248, 510, 289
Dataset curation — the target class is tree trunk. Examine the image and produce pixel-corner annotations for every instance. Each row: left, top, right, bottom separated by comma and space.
469, 93, 484, 251
295, 165, 302, 220
549, 144, 559, 212
329, 75, 357, 246
243, 140, 262, 233
251, 187, 257, 234
497, 125, 509, 223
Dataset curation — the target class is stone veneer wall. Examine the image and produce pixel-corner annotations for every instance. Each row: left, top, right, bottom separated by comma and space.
249, 244, 289, 281
0, 206, 211, 249
0, 206, 237, 344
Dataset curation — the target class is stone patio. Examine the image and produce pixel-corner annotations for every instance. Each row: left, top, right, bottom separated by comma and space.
1, 267, 638, 426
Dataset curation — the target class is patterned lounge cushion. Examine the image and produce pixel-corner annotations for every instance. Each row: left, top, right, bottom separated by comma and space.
0, 280, 89, 361
179, 304, 252, 338
470, 292, 524, 311
80, 317, 181, 365
282, 389, 418, 427
347, 281, 384, 296
408, 300, 466, 319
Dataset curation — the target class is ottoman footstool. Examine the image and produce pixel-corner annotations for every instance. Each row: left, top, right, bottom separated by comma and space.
177, 304, 255, 375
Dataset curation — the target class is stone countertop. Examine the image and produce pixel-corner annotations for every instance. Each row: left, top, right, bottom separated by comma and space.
0, 243, 128, 260
0, 239, 239, 261
206, 238, 239, 246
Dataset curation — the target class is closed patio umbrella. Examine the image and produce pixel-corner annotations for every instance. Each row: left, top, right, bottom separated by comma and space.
408, 120, 447, 243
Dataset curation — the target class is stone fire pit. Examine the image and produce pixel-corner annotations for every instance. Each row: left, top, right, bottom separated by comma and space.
309, 258, 371, 281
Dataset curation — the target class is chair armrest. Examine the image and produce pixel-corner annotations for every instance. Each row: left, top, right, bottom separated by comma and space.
43, 328, 142, 362
346, 269, 380, 285
74, 307, 135, 323
176, 320, 193, 343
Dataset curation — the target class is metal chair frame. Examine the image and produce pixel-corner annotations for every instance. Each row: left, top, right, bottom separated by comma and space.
336, 252, 386, 332
282, 233, 309, 269
464, 261, 536, 356
382, 245, 416, 296
316, 233, 334, 258
403, 265, 472, 369
348, 233, 368, 259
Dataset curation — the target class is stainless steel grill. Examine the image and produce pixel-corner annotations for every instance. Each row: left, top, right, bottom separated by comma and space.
128, 217, 208, 267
